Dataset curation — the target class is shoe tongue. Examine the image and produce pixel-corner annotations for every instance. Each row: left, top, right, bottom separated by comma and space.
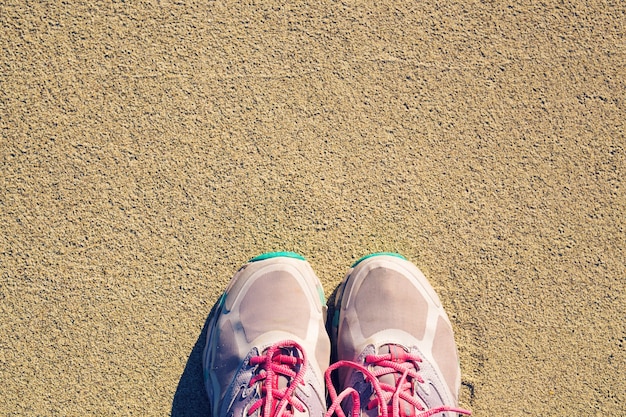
277, 375, 289, 390
379, 344, 407, 361
275, 348, 310, 417
375, 345, 417, 417
277, 347, 295, 390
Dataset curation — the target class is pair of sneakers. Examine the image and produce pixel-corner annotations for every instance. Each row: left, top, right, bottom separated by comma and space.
203, 252, 471, 417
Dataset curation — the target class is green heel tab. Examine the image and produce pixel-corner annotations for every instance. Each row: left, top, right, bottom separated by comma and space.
351, 252, 406, 267
249, 252, 306, 262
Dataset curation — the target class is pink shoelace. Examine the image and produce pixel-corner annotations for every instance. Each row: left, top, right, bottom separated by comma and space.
324, 348, 472, 417
247, 340, 308, 417
244, 340, 471, 417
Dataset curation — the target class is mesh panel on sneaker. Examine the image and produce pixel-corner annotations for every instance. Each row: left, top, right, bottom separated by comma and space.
432, 316, 460, 400
353, 267, 428, 340
240, 271, 310, 342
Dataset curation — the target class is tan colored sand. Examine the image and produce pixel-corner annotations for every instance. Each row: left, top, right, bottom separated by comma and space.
1, 1, 624, 415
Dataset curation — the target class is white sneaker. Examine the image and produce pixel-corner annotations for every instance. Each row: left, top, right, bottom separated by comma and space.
203, 252, 331, 417
326, 253, 471, 417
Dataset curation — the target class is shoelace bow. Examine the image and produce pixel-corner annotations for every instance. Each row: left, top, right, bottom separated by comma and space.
324, 349, 471, 417
247, 340, 307, 417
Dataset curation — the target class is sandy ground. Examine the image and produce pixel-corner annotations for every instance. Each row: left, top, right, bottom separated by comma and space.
1, 1, 625, 416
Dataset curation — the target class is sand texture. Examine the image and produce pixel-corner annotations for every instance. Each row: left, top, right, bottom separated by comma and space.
1, 1, 625, 415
